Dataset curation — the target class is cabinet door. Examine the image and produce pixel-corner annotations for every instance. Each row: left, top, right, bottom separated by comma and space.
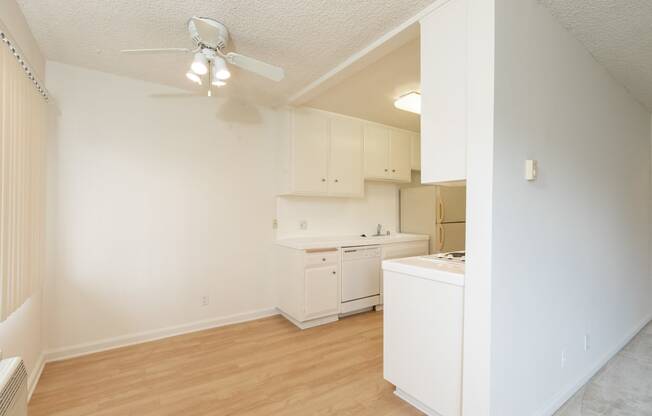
363, 124, 390, 179
384, 270, 464, 416
420, 0, 467, 183
411, 133, 421, 171
304, 265, 339, 320
389, 129, 412, 182
291, 109, 329, 194
329, 116, 364, 197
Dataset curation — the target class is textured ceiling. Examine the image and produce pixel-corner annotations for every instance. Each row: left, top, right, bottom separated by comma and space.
307, 36, 420, 131
17, 0, 434, 105
540, 0, 652, 111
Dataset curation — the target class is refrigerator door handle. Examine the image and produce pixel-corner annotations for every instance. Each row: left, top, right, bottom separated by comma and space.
438, 224, 445, 251
438, 200, 445, 223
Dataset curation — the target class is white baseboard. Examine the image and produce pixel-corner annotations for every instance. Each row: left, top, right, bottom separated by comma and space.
44, 307, 279, 363
278, 310, 339, 330
535, 312, 652, 416
27, 352, 45, 401
394, 388, 443, 416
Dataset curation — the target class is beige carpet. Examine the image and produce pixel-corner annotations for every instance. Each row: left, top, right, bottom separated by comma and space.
555, 322, 652, 416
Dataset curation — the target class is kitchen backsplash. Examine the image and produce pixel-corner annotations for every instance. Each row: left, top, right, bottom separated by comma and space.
276, 182, 399, 239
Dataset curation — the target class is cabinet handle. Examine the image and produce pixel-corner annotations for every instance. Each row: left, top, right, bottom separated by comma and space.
322, 258, 326, 262
334, 179, 339, 183
321, 178, 326, 182
384, 168, 388, 172
332, 271, 336, 275
392, 169, 396, 173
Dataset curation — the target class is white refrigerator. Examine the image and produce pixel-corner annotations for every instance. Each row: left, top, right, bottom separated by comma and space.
400, 185, 466, 254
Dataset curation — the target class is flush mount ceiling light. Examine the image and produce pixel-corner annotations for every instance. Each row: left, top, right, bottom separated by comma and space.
394, 91, 421, 114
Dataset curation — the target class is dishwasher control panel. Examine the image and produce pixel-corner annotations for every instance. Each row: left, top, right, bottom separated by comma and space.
342, 246, 381, 260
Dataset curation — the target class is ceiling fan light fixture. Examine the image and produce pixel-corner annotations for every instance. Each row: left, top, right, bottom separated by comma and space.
212, 56, 231, 80
394, 91, 421, 114
186, 71, 202, 85
191, 52, 209, 75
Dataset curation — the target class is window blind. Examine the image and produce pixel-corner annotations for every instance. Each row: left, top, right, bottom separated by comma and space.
0, 31, 47, 321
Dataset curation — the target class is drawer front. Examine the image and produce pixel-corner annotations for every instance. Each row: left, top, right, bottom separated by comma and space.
305, 250, 340, 267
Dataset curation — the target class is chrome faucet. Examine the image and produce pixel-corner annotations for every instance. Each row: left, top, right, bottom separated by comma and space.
375, 224, 383, 236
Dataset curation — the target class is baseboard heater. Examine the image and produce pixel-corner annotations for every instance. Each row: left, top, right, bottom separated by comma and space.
0, 357, 27, 416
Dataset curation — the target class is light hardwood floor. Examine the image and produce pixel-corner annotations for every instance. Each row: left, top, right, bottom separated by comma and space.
29, 311, 422, 416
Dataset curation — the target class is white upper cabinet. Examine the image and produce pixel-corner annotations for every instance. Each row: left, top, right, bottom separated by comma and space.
364, 124, 413, 183
389, 129, 412, 182
329, 116, 364, 197
364, 124, 391, 179
279, 107, 417, 195
291, 109, 330, 194
411, 133, 421, 171
420, 0, 467, 184
280, 108, 364, 197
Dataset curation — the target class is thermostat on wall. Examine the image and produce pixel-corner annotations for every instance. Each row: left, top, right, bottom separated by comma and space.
525, 160, 537, 181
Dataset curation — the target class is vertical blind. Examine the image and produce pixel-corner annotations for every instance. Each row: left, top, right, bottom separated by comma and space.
0, 33, 47, 322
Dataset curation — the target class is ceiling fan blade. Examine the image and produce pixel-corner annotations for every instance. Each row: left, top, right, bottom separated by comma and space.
121, 48, 191, 55
225, 52, 285, 82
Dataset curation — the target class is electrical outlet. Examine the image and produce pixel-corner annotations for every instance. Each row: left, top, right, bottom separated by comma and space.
584, 334, 591, 352
299, 220, 308, 230
201, 296, 210, 307
561, 349, 567, 369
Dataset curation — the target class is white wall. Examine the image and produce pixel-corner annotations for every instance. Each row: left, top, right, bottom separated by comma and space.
491, 1, 652, 415
276, 182, 399, 238
45, 62, 280, 353
0, 0, 47, 393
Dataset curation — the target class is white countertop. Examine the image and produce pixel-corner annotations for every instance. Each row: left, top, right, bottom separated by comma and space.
382, 256, 465, 286
276, 233, 429, 250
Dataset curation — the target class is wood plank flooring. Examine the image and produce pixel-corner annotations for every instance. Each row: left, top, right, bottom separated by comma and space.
29, 311, 422, 416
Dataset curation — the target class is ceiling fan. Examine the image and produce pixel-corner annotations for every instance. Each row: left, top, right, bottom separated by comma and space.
121, 17, 285, 96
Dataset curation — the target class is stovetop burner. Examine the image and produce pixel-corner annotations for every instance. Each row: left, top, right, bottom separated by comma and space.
423, 251, 466, 262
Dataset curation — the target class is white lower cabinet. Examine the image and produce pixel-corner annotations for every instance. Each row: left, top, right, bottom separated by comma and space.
380, 240, 429, 304
276, 239, 430, 329
276, 247, 341, 329
304, 264, 339, 319
384, 268, 464, 416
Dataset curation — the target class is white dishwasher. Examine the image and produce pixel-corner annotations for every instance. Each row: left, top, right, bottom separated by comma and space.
340, 245, 381, 314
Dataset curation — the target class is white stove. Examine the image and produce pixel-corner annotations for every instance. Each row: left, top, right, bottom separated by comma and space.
421, 251, 466, 263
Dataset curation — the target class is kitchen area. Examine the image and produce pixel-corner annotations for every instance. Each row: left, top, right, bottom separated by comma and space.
274, 1, 468, 414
